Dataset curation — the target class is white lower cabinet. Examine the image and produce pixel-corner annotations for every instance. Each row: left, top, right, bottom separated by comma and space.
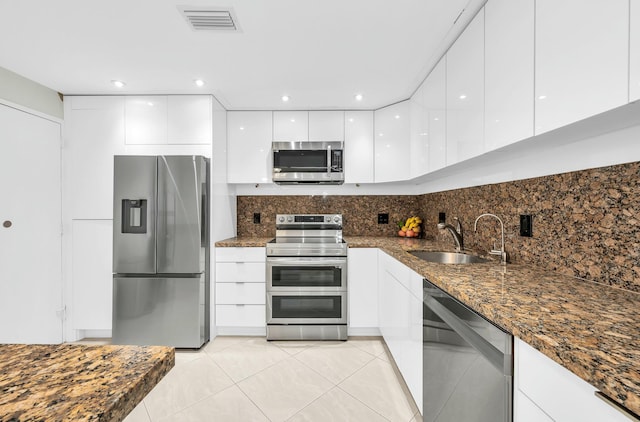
515, 338, 628, 422
347, 248, 379, 333
215, 247, 266, 335
378, 251, 423, 414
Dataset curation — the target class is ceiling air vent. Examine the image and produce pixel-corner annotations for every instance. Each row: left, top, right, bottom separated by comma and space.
178, 6, 240, 31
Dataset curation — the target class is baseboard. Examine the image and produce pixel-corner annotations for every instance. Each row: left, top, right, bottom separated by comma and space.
215, 327, 266, 336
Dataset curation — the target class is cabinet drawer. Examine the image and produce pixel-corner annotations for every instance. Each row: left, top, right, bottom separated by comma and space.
216, 282, 265, 305
215, 247, 266, 263
516, 339, 626, 421
216, 305, 265, 327
215, 262, 265, 282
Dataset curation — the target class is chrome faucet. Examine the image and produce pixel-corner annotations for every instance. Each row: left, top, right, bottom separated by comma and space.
473, 213, 507, 264
437, 217, 463, 251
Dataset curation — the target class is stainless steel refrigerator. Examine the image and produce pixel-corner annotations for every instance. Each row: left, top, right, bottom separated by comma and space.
112, 155, 209, 348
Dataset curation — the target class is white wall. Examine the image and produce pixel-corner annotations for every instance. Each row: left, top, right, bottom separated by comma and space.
0, 66, 63, 119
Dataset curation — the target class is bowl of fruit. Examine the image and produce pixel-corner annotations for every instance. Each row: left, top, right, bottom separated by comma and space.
397, 216, 422, 238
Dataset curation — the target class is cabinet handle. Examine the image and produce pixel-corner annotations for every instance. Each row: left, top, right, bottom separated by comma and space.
594, 392, 640, 421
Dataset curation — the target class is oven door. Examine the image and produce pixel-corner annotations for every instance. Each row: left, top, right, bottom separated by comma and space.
267, 291, 347, 324
266, 257, 346, 291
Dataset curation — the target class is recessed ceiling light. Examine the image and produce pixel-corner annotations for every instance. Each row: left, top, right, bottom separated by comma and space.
459, 94, 467, 100
147, 102, 154, 106
282, 95, 290, 102
111, 80, 126, 88
538, 95, 547, 100
348, 118, 354, 123
194, 79, 205, 87
290, 119, 296, 123
394, 115, 400, 119
354, 94, 363, 101
239, 127, 245, 131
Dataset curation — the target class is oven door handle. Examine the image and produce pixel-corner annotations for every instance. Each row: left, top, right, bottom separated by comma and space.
266, 257, 346, 266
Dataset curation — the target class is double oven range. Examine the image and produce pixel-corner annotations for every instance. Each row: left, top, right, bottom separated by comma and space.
266, 214, 348, 341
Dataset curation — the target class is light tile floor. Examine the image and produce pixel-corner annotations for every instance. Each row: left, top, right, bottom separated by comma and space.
120, 336, 421, 422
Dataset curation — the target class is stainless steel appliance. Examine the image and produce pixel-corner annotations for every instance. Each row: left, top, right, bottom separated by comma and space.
272, 141, 344, 184
112, 155, 209, 348
423, 279, 513, 421
266, 214, 347, 340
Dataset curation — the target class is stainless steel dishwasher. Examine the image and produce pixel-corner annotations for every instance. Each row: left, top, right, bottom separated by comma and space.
423, 279, 513, 422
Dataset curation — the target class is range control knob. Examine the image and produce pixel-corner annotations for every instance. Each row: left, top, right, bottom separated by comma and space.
287, 216, 293, 223
278, 216, 285, 223
325, 216, 331, 222
334, 215, 341, 223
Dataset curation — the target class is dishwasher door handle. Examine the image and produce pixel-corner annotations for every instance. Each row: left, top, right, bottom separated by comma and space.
424, 294, 512, 376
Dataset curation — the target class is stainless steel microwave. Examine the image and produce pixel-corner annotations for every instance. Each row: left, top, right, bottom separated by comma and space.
272, 141, 344, 184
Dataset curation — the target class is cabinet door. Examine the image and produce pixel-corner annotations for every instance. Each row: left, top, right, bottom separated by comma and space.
308, 111, 344, 142
348, 248, 378, 329
410, 81, 429, 178
227, 111, 273, 183
514, 392, 553, 422
535, 0, 629, 135
516, 338, 628, 421
273, 111, 308, 142
631, 0, 640, 102
167, 95, 212, 144
424, 59, 447, 172
344, 111, 374, 183
72, 220, 112, 330
125, 96, 168, 144
485, 0, 534, 151
446, 8, 485, 165
374, 100, 411, 182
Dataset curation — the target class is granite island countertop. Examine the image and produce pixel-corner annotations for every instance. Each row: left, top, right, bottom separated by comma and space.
216, 235, 640, 416
0, 343, 174, 422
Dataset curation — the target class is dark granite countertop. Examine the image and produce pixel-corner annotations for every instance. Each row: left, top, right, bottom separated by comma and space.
0, 343, 174, 421
216, 235, 640, 415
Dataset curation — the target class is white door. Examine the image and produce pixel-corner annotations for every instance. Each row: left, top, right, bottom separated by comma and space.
0, 103, 63, 344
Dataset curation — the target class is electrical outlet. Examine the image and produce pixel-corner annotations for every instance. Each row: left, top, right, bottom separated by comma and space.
520, 214, 532, 237
438, 212, 446, 224
253, 213, 261, 224
378, 213, 389, 224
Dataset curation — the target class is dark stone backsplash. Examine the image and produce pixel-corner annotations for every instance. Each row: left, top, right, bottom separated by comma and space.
237, 161, 640, 293
237, 195, 421, 238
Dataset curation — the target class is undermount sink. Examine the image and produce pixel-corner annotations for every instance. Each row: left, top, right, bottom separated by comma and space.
409, 250, 489, 264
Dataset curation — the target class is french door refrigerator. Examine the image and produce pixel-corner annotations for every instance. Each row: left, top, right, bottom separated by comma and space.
112, 155, 209, 348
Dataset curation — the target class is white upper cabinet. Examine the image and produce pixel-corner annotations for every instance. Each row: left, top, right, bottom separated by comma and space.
410, 80, 428, 178
125, 95, 212, 145
273, 111, 309, 142
125, 96, 167, 145
308, 111, 344, 142
227, 111, 273, 183
344, 111, 374, 183
446, 8, 485, 165
631, 0, 640, 102
424, 58, 447, 173
535, 0, 629, 135
167, 96, 212, 144
484, 0, 534, 151
374, 100, 411, 183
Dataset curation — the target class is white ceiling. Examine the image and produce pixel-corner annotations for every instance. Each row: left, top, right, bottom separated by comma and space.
0, 0, 472, 110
